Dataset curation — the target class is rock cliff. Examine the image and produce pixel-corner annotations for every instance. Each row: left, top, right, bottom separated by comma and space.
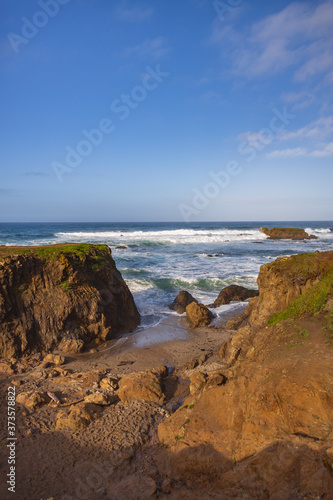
0, 244, 140, 359
158, 250, 333, 498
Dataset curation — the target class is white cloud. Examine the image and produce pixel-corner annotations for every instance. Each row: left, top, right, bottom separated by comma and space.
123, 37, 170, 61
308, 142, 333, 157
237, 131, 262, 143
281, 90, 315, 110
279, 117, 333, 141
116, 2, 153, 22
211, 1, 333, 82
267, 147, 307, 159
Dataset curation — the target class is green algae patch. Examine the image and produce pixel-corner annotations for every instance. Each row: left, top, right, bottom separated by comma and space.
34, 243, 110, 261
0, 243, 112, 266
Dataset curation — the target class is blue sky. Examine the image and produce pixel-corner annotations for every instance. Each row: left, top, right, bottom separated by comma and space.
1, 0, 332, 222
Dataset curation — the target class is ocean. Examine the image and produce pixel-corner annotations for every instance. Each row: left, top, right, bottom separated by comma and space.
1, 221, 332, 330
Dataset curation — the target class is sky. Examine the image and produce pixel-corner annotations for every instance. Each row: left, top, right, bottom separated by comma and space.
1, 0, 333, 223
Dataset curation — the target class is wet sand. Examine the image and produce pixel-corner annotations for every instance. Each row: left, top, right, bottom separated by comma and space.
60, 314, 233, 377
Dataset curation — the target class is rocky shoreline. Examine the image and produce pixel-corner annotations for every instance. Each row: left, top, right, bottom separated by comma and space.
0, 246, 333, 499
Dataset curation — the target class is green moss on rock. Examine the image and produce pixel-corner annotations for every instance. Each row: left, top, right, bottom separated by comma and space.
269, 273, 333, 325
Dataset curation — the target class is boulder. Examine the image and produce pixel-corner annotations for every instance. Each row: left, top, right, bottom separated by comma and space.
186, 302, 214, 328
56, 402, 102, 431
117, 370, 165, 405
43, 354, 65, 366
213, 284, 259, 307
169, 290, 198, 314
84, 393, 112, 405
99, 376, 118, 391
16, 390, 50, 409
0, 244, 140, 359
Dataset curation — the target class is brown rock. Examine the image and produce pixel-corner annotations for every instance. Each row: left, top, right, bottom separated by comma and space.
0, 361, 15, 375
16, 390, 50, 409
43, 354, 65, 366
56, 402, 102, 430
183, 358, 199, 371
247, 250, 333, 327
151, 365, 168, 378
186, 302, 214, 328
100, 376, 118, 391
118, 370, 165, 404
0, 244, 140, 359
58, 337, 85, 353
84, 393, 111, 405
189, 371, 207, 394
169, 290, 198, 314
206, 370, 227, 389
213, 284, 259, 307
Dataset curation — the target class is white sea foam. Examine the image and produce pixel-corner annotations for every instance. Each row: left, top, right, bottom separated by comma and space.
125, 278, 154, 293
55, 228, 267, 245
306, 227, 333, 238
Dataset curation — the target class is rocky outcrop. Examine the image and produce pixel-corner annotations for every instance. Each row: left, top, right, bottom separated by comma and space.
169, 290, 198, 314
158, 251, 333, 498
186, 302, 214, 328
213, 284, 258, 307
234, 250, 333, 330
117, 369, 165, 405
0, 244, 140, 359
260, 226, 317, 240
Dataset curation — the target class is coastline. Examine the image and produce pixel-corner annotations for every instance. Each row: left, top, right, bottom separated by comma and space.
1, 240, 333, 498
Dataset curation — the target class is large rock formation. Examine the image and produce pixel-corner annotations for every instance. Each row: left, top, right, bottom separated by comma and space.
231, 250, 333, 330
213, 284, 258, 307
158, 250, 333, 498
0, 243, 140, 359
186, 302, 214, 328
260, 226, 317, 240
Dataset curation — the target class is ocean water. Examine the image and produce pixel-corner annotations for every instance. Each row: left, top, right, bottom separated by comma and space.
1, 221, 332, 330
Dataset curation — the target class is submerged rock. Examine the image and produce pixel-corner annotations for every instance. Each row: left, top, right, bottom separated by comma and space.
0, 243, 140, 359
169, 290, 198, 314
260, 226, 317, 240
213, 284, 259, 307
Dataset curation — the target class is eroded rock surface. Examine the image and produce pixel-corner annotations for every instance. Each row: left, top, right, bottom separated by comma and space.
0, 243, 140, 358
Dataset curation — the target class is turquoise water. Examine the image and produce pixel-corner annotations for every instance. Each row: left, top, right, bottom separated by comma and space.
1, 221, 332, 328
